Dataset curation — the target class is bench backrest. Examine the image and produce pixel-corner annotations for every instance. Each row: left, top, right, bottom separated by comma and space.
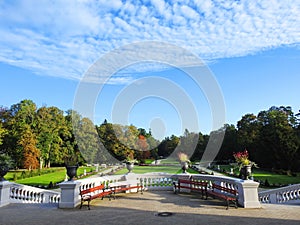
80, 184, 105, 195
179, 179, 208, 187
212, 183, 237, 195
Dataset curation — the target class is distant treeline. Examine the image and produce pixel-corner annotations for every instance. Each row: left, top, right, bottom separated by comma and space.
0, 100, 299, 172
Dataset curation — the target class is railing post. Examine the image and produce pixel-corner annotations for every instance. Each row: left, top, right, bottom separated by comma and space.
58, 181, 80, 208
0, 181, 11, 207
237, 180, 261, 208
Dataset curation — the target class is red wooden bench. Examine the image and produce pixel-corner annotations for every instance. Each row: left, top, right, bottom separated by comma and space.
173, 178, 208, 199
109, 182, 143, 199
79, 184, 113, 210
207, 183, 238, 210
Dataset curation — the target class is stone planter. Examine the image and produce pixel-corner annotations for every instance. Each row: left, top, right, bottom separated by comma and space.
181, 162, 189, 174
240, 165, 252, 180
66, 165, 78, 181
126, 163, 134, 173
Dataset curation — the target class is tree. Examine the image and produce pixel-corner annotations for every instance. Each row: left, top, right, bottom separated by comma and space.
191, 132, 209, 161
158, 135, 179, 158
257, 106, 299, 170
237, 114, 260, 162
217, 124, 238, 161
0, 122, 7, 146
135, 134, 150, 162
36, 106, 69, 168
1, 100, 37, 168
18, 125, 40, 170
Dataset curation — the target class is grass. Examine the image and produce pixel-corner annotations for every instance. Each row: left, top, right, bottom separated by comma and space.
252, 169, 300, 185
114, 165, 181, 175
214, 165, 300, 186
114, 164, 200, 175
14, 169, 67, 186
4, 166, 98, 187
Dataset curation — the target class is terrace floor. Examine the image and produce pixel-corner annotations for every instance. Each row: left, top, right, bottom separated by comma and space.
1, 191, 300, 225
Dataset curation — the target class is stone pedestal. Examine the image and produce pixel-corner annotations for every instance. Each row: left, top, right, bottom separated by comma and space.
58, 181, 80, 208
0, 181, 11, 207
237, 180, 261, 208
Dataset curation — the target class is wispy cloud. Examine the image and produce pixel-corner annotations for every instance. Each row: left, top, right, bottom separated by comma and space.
0, 0, 299, 83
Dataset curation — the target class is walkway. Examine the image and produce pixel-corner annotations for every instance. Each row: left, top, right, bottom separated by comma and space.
1, 191, 299, 225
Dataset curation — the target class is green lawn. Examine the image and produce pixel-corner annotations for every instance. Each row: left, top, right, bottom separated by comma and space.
114, 164, 200, 175
14, 169, 67, 186
114, 165, 183, 175
4, 166, 98, 187
213, 165, 300, 186
252, 169, 300, 185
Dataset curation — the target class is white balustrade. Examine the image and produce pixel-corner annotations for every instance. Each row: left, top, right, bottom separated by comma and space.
2, 172, 263, 209
9, 183, 60, 204
58, 173, 261, 208
259, 184, 300, 204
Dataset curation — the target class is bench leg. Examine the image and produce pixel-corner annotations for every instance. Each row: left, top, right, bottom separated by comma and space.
234, 200, 238, 209
140, 186, 144, 195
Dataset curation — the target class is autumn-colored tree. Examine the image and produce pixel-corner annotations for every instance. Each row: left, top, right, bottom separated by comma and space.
18, 125, 40, 170
135, 134, 150, 162
0, 100, 37, 167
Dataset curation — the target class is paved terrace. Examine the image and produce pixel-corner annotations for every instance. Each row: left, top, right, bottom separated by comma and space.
1, 191, 299, 225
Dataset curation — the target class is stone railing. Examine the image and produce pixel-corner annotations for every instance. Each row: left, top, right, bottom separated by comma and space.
258, 184, 300, 204
0, 181, 60, 207
9, 183, 60, 204
58, 172, 261, 209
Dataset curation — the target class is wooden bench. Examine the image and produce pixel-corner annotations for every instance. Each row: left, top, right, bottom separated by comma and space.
79, 184, 113, 210
109, 181, 143, 199
207, 183, 238, 210
173, 178, 208, 199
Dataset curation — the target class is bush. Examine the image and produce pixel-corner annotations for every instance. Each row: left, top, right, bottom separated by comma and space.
265, 179, 270, 187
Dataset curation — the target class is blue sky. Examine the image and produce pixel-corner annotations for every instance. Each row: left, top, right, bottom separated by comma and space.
0, 0, 299, 140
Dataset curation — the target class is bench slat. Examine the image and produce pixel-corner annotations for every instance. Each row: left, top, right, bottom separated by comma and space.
207, 183, 238, 210
80, 184, 112, 210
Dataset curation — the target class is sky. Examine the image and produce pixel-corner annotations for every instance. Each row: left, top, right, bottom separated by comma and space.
0, 0, 299, 140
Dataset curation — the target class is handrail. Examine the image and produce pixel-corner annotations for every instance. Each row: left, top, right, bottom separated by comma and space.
258, 184, 300, 204
9, 183, 60, 204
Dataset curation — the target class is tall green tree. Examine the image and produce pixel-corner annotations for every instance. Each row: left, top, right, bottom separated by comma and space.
0, 122, 7, 146
257, 106, 299, 170
36, 106, 69, 168
217, 124, 238, 161
191, 132, 209, 161
158, 135, 179, 158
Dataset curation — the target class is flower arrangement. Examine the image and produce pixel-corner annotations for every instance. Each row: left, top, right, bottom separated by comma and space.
233, 149, 257, 170
177, 152, 190, 164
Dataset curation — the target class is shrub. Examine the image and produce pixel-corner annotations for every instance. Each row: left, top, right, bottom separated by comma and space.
265, 179, 270, 187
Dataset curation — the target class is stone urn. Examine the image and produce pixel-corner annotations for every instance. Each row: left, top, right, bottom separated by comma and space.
240, 165, 252, 180
126, 163, 134, 173
66, 165, 78, 181
181, 161, 189, 174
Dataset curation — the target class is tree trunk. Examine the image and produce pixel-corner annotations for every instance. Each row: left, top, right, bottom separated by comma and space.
40, 158, 43, 169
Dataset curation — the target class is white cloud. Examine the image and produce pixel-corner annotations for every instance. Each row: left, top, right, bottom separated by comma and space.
0, 0, 299, 83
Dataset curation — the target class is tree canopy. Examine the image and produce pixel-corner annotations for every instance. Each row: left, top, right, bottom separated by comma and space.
0, 100, 299, 172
